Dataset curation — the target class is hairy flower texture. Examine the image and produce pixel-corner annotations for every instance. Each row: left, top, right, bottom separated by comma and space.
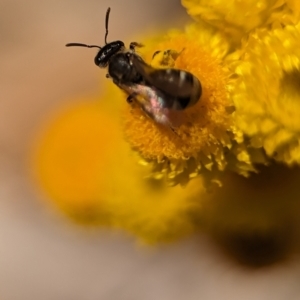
230, 23, 300, 165
181, 0, 293, 45
122, 24, 254, 182
31, 96, 204, 243
262, 0, 300, 29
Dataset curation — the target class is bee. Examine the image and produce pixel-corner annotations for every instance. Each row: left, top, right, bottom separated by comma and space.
117, 54, 202, 128
66, 7, 202, 129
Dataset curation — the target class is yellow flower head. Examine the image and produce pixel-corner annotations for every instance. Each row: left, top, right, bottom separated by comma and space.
120, 24, 255, 181
231, 22, 300, 165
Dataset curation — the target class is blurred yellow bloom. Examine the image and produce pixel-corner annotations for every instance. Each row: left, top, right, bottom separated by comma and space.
31, 98, 123, 223
31, 96, 204, 243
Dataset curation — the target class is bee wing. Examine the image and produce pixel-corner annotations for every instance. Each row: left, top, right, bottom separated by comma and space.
116, 81, 174, 126
113, 81, 143, 104
115, 81, 160, 110
131, 55, 201, 99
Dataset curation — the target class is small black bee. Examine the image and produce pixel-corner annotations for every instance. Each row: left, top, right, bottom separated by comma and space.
66, 7, 202, 128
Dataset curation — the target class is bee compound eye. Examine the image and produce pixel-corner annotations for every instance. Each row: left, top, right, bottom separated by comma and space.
94, 55, 101, 67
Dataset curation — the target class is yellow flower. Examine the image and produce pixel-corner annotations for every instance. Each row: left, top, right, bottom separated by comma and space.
30, 1, 300, 248
122, 23, 255, 182
230, 23, 300, 165
30, 95, 204, 243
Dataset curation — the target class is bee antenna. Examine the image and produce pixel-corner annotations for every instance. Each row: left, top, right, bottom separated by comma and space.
104, 7, 111, 45
65, 43, 102, 49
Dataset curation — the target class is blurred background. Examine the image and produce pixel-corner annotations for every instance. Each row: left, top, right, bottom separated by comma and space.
1, 0, 300, 299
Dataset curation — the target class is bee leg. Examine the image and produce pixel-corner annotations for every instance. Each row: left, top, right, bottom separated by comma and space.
126, 92, 137, 104
129, 42, 144, 51
106, 73, 110, 78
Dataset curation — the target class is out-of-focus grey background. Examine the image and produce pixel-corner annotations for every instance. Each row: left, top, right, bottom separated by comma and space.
1, 0, 300, 299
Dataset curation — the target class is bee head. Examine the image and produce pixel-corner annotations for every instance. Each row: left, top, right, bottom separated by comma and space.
94, 40, 125, 68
